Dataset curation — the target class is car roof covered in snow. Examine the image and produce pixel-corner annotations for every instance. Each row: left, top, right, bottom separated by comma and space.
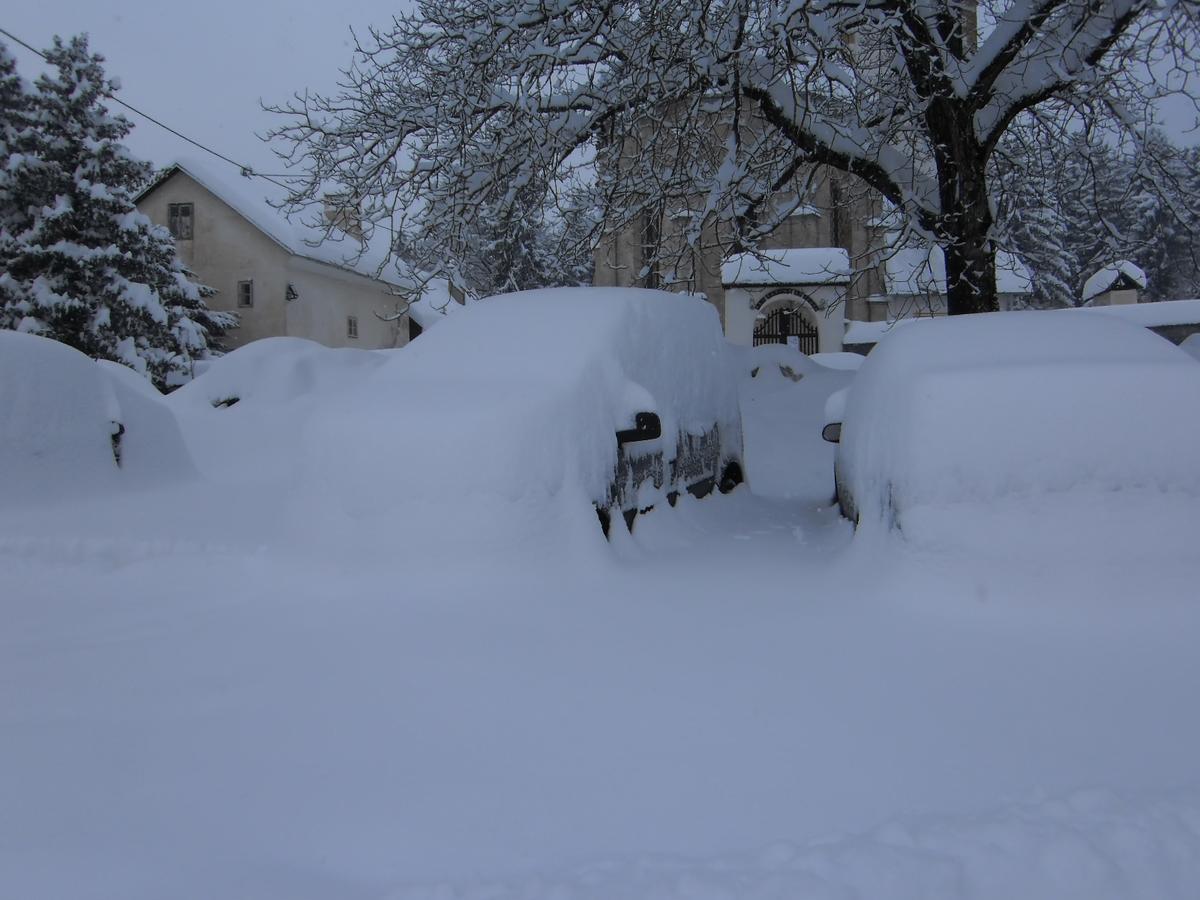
857, 309, 1189, 373
845, 298, 1200, 347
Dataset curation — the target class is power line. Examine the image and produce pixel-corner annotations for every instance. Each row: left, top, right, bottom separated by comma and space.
0, 24, 297, 189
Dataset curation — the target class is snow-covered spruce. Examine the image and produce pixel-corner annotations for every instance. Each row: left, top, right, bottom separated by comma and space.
0, 42, 37, 299
0, 36, 233, 390
995, 131, 1200, 307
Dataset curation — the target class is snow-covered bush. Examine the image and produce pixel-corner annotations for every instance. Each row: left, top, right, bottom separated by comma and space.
0, 36, 233, 390
744, 343, 822, 382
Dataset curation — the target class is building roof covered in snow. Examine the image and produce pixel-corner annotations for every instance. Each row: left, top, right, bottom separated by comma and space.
136, 156, 413, 289
722, 248, 852, 286
404, 278, 467, 330
883, 247, 1032, 296
1082, 260, 1147, 303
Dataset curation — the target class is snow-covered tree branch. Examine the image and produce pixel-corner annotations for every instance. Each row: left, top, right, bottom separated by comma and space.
269, 0, 1200, 314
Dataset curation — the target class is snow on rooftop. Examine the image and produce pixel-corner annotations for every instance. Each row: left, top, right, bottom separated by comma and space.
405, 278, 464, 329
1082, 260, 1148, 302
884, 247, 1032, 296
142, 156, 413, 288
722, 248, 851, 286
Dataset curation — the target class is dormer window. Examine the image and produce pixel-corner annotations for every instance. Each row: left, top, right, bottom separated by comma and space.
168, 202, 194, 239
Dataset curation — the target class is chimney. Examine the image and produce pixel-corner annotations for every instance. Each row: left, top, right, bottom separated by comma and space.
323, 193, 364, 240
961, 0, 978, 53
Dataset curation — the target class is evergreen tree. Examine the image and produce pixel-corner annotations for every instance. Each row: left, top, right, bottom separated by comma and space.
1124, 136, 1200, 301
0, 42, 39, 324
0, 36, 233, 389
993, 128, 1076, 309
997, 129, 1200, 306
1061, 137, 1138, 288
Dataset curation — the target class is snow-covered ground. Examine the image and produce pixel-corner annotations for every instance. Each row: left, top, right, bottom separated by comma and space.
3, 310, 1200, 899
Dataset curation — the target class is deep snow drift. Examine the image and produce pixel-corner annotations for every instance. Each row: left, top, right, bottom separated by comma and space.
3, 295, 1200, 900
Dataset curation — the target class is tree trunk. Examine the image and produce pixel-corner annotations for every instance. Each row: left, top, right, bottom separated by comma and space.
943, 222, 998, 316
935, 113, 1000, 316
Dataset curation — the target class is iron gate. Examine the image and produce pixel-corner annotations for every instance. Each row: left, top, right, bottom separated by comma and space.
753, 306, 820, 354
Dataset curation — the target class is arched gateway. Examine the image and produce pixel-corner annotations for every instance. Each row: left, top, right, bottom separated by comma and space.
720, 248, 850, 354
752, 294, 821, 354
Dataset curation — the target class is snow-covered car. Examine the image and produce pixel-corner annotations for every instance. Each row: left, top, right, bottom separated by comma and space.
822, 312, 1200, 543
300, 287, 744, 540
1180, 332, 1200, 362
1, 331, 196, 504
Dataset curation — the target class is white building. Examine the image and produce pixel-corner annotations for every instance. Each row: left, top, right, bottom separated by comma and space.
1082, 260, 1147, 307
136, 157, 419, 350
720, 248, 852, 354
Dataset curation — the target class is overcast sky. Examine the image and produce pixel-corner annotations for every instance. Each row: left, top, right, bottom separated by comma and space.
5, 0, 1199, 178
4, 0, 411, 173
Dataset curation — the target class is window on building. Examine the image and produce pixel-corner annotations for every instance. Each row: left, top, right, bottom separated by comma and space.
167, 202, 194, 239
237, 280, 254, 308
347, 315, 359, 339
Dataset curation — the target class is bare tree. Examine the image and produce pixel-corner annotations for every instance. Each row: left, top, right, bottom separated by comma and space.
268, 0, 1200, 315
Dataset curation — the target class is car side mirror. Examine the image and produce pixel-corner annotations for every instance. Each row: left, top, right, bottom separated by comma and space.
821, 422, 842, 443
617, 411, 662, 445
